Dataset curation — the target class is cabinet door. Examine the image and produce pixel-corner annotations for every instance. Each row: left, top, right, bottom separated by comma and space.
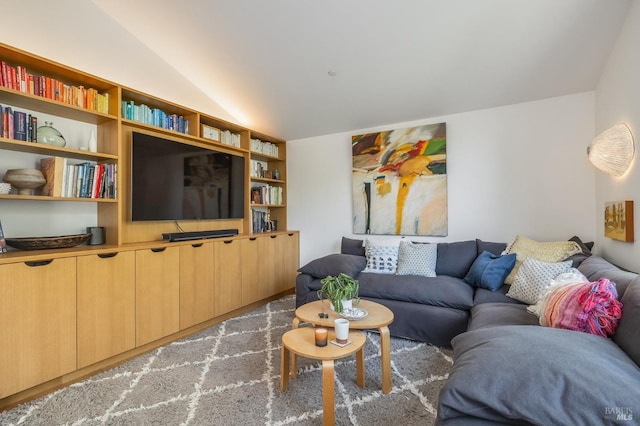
241, 237, 273, 305
77, 251, 136, 368
281, 232, 300, 293
214, 239, 243, 316
180, 242, 215, 329
0, 257, 76, 398
136, 247, 180, 346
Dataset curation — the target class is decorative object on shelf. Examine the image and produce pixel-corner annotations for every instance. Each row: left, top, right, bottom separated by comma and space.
201, 124, 221, 142
88, 129, 97, 152
3, 233, 92, 250
352, 122, 447, 236
274, 169, 280, 180
86, 226, 105, 245
604, 200, 634, 242
0, 183, 11, 195
2, 168, 46, 195
317, 273, 360, 313
36, 121, 66, 147
588, 123, 635, 177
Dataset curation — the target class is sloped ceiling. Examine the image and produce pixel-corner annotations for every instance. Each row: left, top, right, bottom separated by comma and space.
16, 1, 638, 140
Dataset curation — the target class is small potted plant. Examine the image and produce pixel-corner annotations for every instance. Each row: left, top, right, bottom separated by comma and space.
317, 273, 360, 313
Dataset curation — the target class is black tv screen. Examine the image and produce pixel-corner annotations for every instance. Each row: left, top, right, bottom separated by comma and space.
131, 132, 245, 221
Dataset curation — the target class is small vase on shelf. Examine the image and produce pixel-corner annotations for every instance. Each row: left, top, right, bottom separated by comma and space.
88, 130, 97, 152
37, 122, 66, 147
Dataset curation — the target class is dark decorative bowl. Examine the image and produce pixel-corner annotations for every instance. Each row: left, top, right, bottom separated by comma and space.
5, 233, 92, 250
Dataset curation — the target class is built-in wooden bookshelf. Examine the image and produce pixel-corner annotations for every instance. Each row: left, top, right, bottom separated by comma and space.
0, 42, 289, 245
0, 42, 297, 411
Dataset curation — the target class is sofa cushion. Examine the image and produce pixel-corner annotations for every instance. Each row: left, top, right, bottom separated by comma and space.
506, 257, 572, 304
475, 239, 506, 256
341, 236, 365, 256
614, 282, 640, 366
578, 255, 638, 298
473, 285, 522, 305
463, 251, 516, 291
363, 237, 402, 274
467, 303, 539, 331
503, 235, 581, 284
437, 325, 640, 425
297, 254, 366, 279
396, 240, 437, 277
357, 272, 474, 310
436, 240, 477, 278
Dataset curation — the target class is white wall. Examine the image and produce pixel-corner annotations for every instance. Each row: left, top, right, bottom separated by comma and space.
595, 0, 640, 272
288, 93, 597, 266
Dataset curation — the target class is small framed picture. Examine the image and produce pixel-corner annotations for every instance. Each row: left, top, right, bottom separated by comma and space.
263, 170, 273, 179
604, 200, 634, 242
201, 124, 221, 142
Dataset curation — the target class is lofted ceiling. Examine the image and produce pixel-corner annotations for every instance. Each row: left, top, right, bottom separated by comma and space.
87, 0, 632, 141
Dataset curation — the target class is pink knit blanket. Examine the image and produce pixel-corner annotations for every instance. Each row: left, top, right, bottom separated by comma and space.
540, 278, 623, 337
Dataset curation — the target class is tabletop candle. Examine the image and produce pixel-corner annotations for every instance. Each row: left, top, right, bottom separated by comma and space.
314, 328, 328, 347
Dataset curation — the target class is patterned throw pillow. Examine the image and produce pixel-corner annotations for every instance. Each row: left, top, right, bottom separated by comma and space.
507, 257, 572, 305
363, 237, 402, 274
396, 240, 437, 277
503, 235, 581, 284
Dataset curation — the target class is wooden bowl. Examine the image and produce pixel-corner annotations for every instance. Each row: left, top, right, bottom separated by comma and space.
3, 169, 46, 195
4, 233, 92, 250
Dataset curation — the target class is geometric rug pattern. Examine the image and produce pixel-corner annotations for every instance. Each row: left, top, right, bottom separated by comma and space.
0, 295, 453, 425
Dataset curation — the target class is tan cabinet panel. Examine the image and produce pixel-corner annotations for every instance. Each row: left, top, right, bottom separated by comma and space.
213, 239, 243, 316
180, 242, 215, 329
136, 247, 180, 346
77, 251, 136, 368
0, 258, 76, 398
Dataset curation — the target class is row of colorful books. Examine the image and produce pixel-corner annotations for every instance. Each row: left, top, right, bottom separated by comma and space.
250, 184, 283, 205
0, 105, 37, 141
250, 138, 279, 157
121, 100, 189, 134
40, 157, 117, 199
0, 61, 110, 113
250, 209, 271, 233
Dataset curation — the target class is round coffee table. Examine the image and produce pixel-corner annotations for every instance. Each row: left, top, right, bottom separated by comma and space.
293, 299, 394, 394
280, 327, 366, 426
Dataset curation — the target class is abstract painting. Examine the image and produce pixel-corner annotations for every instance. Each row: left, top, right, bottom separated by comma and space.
352, 123, 447, 236
604, 200, 634, 242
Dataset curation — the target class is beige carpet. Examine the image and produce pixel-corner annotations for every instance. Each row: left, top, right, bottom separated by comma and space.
0, 295, 453, 425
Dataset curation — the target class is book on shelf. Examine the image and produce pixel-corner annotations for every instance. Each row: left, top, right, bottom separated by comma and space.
0, 219, 6, 254
40, 156, 66, 197
0, 105, 37, 141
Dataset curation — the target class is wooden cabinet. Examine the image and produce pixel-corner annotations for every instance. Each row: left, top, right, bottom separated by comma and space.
213, 239, 243, 316
241, 236, 272, 305
135, 246, 180, 346
281, 232, 300, 293
179, 242, 215, 329
0, 258, 76, 398
77, 251, 136, 368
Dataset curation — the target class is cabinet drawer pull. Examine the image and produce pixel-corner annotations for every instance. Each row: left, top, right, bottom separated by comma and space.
288, 233, 294, 236
223, 240, 233, 244
271, 235, 277, 239
98, 252, 118, 259
249, 237, 257, 241
151, 247, 166, 253
25, 259, 53, 267
191, 243, 203, 248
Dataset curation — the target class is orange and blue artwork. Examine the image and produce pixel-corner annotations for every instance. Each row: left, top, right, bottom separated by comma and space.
352, 123, 447, 236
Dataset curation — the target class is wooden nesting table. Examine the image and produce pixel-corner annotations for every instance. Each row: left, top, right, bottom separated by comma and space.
280, 327, 366, 426
292, 299, 395, 394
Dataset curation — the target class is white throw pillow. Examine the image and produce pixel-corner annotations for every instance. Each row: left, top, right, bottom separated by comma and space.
527, 268, 588, 317
507, 257, 572, 305
396, 240, 437, 277
363, 237, 402, 274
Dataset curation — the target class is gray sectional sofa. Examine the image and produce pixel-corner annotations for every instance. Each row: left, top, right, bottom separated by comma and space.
295, 237, 640, 425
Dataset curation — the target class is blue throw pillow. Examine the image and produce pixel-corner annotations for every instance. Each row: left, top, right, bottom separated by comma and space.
464, 251, 517, 291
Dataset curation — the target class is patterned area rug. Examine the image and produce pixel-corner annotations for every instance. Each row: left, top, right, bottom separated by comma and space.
0, 295, 453, 425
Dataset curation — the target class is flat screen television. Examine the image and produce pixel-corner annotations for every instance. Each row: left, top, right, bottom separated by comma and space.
130, 131, 245, 221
